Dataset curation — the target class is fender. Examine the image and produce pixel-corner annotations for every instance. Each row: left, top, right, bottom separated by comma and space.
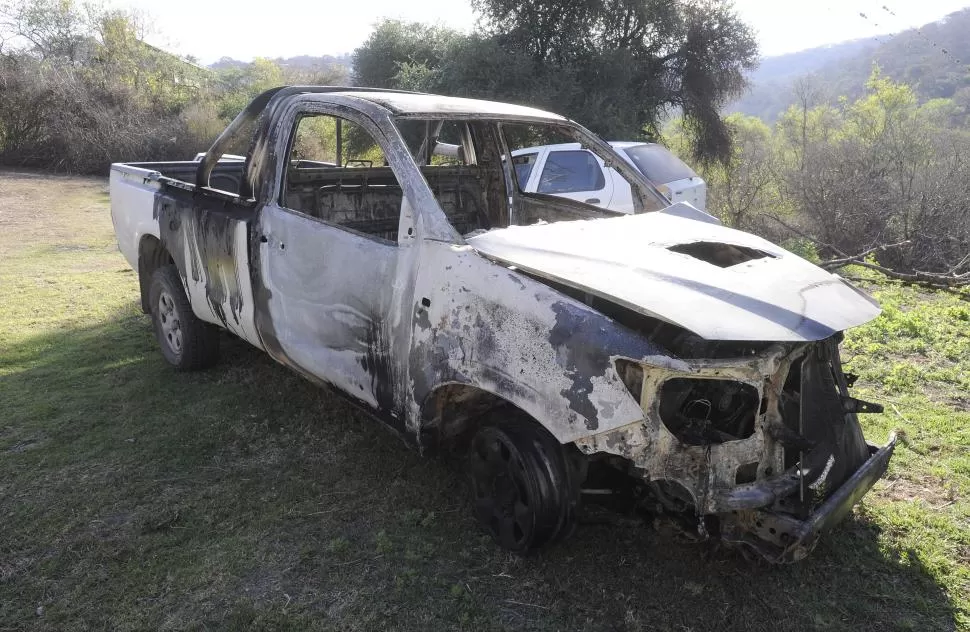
407, 240, 689, 444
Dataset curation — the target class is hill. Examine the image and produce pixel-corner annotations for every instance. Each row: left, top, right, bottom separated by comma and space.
731, 8, 970, 120
210, 54, 352, 74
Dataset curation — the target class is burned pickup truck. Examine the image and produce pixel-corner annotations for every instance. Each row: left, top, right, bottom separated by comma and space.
110, 87, 896, 563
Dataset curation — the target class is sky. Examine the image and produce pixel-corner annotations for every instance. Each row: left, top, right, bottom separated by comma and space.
110, 0, 970, 64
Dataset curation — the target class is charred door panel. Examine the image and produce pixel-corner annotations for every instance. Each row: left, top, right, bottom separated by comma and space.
255, 203, 403, 419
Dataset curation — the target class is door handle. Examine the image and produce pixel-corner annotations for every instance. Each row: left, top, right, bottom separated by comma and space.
584, 198, 600, 204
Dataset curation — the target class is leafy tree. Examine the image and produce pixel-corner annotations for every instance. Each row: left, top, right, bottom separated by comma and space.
352, 21, 461, 90
774, 71, 969, 276
353, 0, 758, 162
701, 114, 778, 229
215, 57, 285, 120
0, 0, 88, 60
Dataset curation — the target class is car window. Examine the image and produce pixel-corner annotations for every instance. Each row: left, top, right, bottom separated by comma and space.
537, 150, 605, 194
281, 114, 401, 243
621, 144, 697, 185
512, 152, 538, 189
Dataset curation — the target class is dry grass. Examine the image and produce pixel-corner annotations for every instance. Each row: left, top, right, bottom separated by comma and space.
0, 170, 967, 631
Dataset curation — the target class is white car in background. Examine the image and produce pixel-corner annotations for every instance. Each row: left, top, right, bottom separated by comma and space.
511, 142, 706, 213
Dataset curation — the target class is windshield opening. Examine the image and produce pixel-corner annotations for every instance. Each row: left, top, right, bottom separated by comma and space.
621, 144, 697, 185
391, 117, 666, 237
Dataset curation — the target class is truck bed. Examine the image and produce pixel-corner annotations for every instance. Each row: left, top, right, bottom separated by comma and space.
119, 160, 247, 195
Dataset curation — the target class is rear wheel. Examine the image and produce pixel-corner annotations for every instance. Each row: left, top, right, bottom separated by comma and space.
468, 415, 576, 553
149, 265, 220, 370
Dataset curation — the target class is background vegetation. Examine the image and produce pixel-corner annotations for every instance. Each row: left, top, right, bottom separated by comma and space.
0, 0, 756, 172
0, 0, 347, 173
668, 70, 970, 276
2, 0, 966, 281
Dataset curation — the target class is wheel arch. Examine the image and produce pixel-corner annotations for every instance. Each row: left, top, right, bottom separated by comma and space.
418, 382, 514, 452
418, 380, 586, 453
138, 234, 174, 313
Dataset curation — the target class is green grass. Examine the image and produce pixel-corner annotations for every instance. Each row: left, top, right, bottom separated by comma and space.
1, 171, 967, 631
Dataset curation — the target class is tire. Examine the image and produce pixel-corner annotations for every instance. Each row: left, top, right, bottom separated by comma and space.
148, 265, 220, 371
468, 414, 577, 554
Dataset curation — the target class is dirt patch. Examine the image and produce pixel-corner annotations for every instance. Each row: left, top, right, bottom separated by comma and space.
877, 475, 957, 507
947, 395, 970, 412
0, 170, 111, 259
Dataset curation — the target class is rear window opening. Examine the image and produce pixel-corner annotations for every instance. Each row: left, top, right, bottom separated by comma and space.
621, 144, 697, 184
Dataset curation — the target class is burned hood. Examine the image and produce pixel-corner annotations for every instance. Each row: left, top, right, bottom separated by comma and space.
466, 207, 881, 342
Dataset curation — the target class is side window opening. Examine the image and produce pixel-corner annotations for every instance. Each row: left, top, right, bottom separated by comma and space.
282, 114, 401, 243
537, 150, 605, 194
621, 144, 697, 185
512, 152, 539, 189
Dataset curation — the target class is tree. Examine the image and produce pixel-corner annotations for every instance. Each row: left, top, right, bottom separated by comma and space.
0, 0, 88, 61
352, 21, 461, 90
771, 70, 970, 282
353, 0, 758, 162
702, 114, 778, 229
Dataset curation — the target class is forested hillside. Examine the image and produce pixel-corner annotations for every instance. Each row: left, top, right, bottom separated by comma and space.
673, 70, 970, 281
733, 8, 970, 120
210, 54, 352, 74
730, 38, 879, 120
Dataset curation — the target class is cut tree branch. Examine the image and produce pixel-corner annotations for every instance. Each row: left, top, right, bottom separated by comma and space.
766, 215, 969, 289
819, 240, 911, 269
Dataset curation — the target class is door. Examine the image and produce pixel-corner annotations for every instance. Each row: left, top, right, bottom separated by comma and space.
602, 168, 635, 214
533, 149, 614, 208
254, 109, 412, 421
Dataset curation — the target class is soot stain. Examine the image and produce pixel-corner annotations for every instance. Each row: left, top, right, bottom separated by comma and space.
549, 301, 611, 431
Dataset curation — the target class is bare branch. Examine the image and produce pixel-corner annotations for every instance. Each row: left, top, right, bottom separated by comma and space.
819, 240, 912, 269
764, 214, 850, 258
836, 259, 968, 288
767, 215, 969, 289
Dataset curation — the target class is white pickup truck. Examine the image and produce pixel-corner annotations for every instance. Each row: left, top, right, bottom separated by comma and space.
511, 142, 706, 213
110, 86, 895, 563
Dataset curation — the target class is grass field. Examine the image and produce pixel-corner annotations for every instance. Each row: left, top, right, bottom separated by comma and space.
1, 170, 967, 631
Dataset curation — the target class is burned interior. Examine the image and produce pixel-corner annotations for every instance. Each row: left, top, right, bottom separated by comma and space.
111, 86, 896, 566
273, 112, 666, 243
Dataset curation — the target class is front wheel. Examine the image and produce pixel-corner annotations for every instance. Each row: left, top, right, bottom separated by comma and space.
468, 415, 577, 554
149, 265, 220, 371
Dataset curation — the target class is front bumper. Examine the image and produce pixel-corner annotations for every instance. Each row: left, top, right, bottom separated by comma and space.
720, 432, 897, 563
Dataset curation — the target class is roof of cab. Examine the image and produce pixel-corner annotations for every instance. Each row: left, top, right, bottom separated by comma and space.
510, 141, 652, 155
329, 90, 567, 121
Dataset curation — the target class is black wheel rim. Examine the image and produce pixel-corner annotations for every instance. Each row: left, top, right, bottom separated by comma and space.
470, 430, 535, 550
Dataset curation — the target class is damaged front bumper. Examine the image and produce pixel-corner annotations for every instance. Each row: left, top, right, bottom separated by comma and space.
720, 433, 896, 563
575, 338, 896, 562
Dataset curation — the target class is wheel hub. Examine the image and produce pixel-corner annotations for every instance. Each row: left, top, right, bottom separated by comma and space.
157, 291, 183, 355
471, 432, 533, 549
